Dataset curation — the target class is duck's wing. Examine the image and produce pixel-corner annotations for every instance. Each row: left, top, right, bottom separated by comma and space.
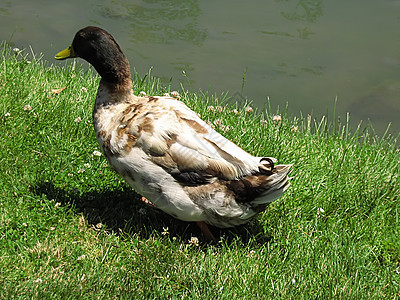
131, 96, 267, 183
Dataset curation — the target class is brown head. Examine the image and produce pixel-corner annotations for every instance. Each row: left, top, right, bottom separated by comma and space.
55, 26, 130, 85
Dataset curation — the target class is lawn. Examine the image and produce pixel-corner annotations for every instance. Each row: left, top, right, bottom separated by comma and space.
1, 44, 399, 299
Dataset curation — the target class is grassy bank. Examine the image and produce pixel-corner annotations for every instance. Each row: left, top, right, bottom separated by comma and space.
1, 44, 399, 298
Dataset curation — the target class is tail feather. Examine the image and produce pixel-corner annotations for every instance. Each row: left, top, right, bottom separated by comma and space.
250, 164, 291, 205
185, 162, 292, 228
227, 164, 292, 205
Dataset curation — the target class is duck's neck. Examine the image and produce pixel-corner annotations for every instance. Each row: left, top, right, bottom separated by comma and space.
97, 58, 130, 83
93, 55, 133, 105
95, 77, 133, 108
100, 76, 133, 94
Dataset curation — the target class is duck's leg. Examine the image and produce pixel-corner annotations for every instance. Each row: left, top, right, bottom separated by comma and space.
140, 196, 154, 206
196, 221, 217, 242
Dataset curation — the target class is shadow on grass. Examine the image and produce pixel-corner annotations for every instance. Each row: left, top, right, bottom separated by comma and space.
33, 182, 272, 246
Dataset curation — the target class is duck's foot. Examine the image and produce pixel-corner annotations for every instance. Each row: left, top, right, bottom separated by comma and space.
140, 196, 154, 207
196, 221, 218, 243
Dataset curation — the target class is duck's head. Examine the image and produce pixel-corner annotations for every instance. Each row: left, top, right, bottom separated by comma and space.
55, 26, 130, 85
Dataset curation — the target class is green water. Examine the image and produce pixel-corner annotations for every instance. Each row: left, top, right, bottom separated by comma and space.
1, 0, 399, 137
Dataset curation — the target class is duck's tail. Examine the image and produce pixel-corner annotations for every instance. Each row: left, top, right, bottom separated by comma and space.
250, 164, 292, 205
226, 163, 292, 215
183, 159, 292, 228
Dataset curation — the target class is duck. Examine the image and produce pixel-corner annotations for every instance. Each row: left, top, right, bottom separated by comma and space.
55, 26, 291, 240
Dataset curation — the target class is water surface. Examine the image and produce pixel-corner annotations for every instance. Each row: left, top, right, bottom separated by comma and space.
1, 0, 399, 137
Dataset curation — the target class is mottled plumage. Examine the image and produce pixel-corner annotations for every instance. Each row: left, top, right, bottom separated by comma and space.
56, 26, 291, 231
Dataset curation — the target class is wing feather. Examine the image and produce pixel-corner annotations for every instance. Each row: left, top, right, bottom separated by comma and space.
131, 97, 260, 182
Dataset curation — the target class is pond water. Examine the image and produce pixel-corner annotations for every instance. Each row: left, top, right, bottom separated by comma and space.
1, 0, 399, 138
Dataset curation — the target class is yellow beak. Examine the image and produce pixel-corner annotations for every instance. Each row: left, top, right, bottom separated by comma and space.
55, 45, 75, 60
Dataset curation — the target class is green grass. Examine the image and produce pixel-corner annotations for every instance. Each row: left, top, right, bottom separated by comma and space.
1, 43, 399, 299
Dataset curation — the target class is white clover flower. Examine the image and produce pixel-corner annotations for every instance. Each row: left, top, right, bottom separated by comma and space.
245, 106, 254, 113
93, 150, 102, 157
74, 117, 82, 123
81, 87, 88, 92
161, 227, 170, 236
23, 104, 32, 111
171, 91, 180, 99
189, 236, 199, 246
272, 115, 282, 122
